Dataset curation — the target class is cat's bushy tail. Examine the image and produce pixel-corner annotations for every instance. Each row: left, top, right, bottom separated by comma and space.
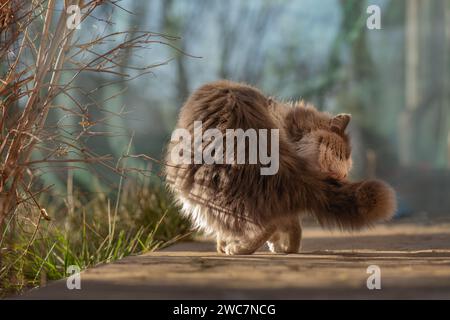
310, 179, 397, 230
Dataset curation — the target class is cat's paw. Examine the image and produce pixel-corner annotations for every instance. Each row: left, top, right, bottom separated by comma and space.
267, 232, 300, 254
267, 240, 286, 253
216, 240, 226, 254
224, 242, 255, 255
267, 232, 289, 253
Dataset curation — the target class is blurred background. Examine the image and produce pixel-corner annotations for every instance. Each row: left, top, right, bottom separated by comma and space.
48, 0, 450, 219
5, 0, 450, 297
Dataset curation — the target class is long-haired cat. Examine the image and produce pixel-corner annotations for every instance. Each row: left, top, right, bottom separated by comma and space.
164, 80, 396, 255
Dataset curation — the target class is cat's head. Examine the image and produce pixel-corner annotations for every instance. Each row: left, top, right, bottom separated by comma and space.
296, 114, 353, 180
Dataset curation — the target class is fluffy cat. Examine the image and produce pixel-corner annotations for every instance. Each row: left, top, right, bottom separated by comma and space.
164, 80, 396, 255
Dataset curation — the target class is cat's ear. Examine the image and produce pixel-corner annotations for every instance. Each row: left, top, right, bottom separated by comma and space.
331, 113, 351, 134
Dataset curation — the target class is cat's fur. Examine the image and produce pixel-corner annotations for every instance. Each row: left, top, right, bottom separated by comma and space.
164, 80, 396, 255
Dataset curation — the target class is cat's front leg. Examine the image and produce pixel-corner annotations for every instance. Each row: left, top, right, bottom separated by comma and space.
216, 234, 227, 254
267, 231, 285, 253
267, 218, 302, 254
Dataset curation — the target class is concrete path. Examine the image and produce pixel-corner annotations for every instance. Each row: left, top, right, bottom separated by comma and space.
20, 222, 450, 299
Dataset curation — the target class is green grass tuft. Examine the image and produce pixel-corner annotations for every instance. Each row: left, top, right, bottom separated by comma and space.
0, 181, 190, 298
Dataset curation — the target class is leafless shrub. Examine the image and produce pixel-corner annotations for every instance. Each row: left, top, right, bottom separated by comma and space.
0, 0, 181, 229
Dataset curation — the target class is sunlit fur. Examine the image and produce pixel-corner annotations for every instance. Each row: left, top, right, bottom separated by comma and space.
164, 80, 397, 255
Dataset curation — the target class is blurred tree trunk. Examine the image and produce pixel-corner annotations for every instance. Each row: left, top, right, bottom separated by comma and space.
160, 0, 189, 105
399, 0, 420, 166
343, 0, 375, 81
400, 0, 450, 168
445, 0, 450, 168
216, 1, 281, 85
431, 0, 450, 168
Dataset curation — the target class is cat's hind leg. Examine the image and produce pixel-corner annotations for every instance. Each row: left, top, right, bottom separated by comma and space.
286, 219, 302, 253
224, 226, 275, 255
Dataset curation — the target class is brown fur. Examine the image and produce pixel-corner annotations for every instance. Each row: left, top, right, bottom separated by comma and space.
164, 80, 397, 255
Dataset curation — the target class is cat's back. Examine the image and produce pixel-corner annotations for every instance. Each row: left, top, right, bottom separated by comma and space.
177, 80, 275, 131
